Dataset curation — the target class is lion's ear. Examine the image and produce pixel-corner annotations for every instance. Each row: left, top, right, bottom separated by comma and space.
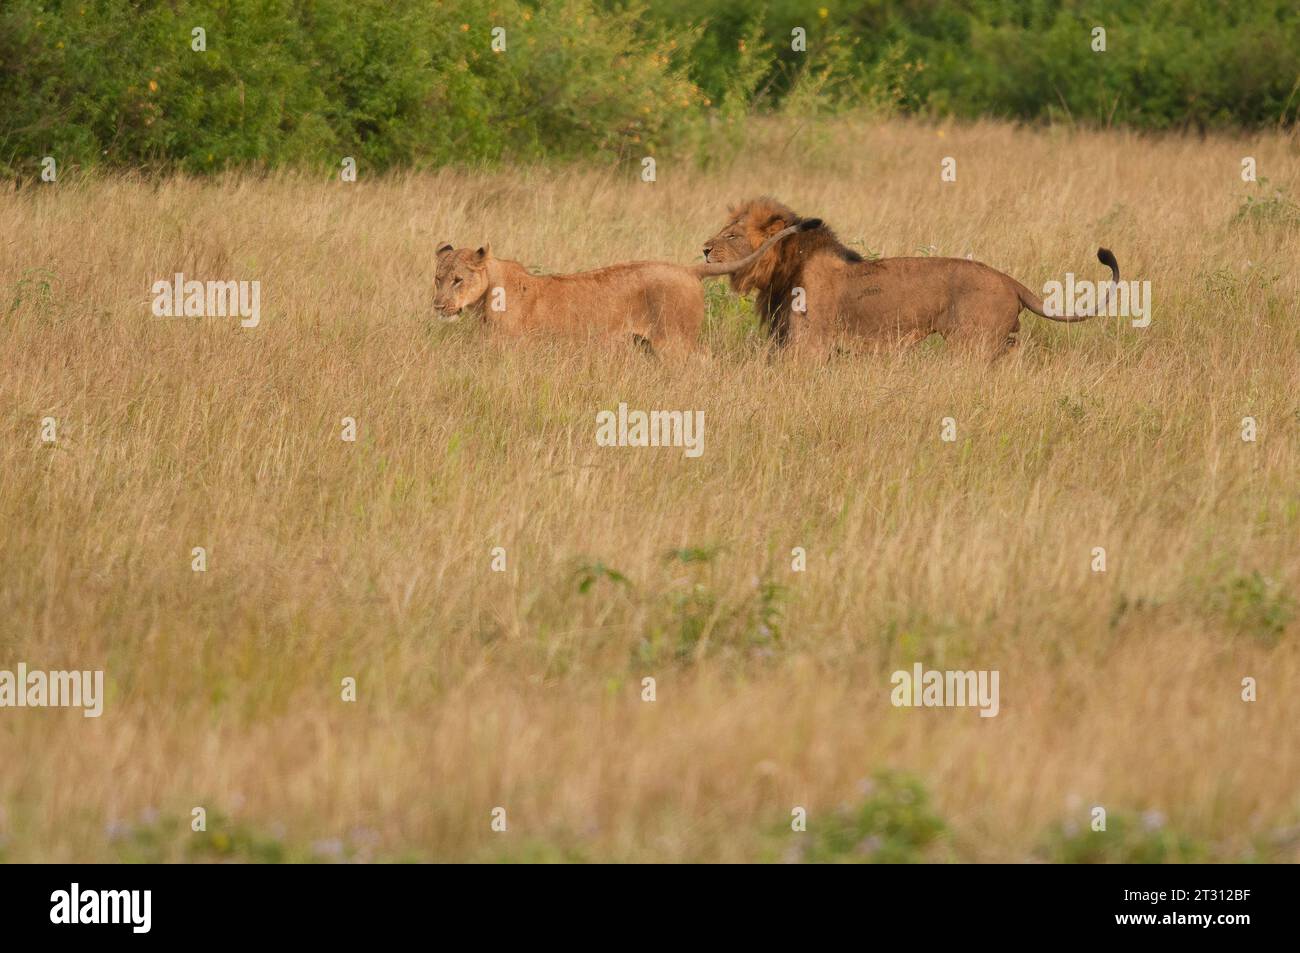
760, 214, 790, 236
474, 243, 491, 261
436, 242, 454, 257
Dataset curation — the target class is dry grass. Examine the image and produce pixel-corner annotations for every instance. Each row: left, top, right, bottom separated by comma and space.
2, 117, 1299, 862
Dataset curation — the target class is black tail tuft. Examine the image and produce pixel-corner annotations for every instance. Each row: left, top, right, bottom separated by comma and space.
798, 218, 823, 231
1097, 246, 1119, 278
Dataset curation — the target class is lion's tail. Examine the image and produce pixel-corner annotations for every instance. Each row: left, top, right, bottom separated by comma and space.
691, 218, 824, 278
1015, 247, 1120, 322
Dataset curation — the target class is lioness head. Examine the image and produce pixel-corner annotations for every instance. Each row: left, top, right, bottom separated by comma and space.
434, 243, 492, 320
702, 197, 806, 293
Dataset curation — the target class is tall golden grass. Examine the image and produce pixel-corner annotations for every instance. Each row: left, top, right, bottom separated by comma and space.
2, 118, 1298, 862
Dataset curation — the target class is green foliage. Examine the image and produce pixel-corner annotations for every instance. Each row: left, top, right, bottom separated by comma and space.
571, 545, 787, 665
0, 0, 703, 175
479, 838, 591, 863
108, 809, 294, 862
7, 268, 59, 317
3, 1, 1297, 175
188, 816, 290, 863
643, 0, 1300, 131
1232, 179, 1300, 230
663, 544, 722, 565
702, 283, 768, 357
750, 578, 786, 646
779, 772, 949, 863
104, 808, 394, 862
1040, 811, 1207, 863
1206, 569, 1296, 645
573, 559, 631, 594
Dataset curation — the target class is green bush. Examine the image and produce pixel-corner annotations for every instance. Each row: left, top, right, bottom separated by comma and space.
1206, 569, 1296, 645
0, 0, 703, 175
778, 772, 949, 863
640, 0, 1300, 131
1233, 179, 1300, 231
3, 1, 1298, 176
1039, 811, 1207, 863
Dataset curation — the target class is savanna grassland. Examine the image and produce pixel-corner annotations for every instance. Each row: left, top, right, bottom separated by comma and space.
2, 118, 1298, 862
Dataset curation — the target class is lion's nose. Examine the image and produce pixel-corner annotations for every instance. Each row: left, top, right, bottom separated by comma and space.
702, 246, 712, 259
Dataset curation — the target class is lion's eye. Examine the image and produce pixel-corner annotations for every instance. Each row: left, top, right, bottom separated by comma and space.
452, 277, 462, 285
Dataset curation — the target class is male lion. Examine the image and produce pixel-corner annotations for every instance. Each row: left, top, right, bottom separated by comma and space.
702, 197, 1120, 357
434, 218, 820, 356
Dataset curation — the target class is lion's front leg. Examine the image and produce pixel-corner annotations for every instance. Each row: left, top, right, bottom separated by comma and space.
783, 301, 836, 360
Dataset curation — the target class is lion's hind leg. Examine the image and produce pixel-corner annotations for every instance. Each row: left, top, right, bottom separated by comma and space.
948, 326, 1016, 362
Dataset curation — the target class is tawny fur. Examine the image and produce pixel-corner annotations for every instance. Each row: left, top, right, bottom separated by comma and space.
434, 222, 813, 357
702, 197, 1119, 357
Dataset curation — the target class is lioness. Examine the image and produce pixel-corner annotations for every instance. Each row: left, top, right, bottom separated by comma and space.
434, 218, 820, 356
703, 197, 1120, 357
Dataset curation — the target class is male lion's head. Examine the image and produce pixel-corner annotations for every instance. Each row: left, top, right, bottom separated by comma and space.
434, 243, 492, 320
702, 197, 815, 294
703, 198, 861, 342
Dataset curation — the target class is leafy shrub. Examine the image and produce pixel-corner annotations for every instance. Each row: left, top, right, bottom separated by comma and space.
570, 547, 785, 665
641, 547, 786, 663
0, 0, 703, 175
573, 560, 631, 594
1232, 179, 1300, 230
780, 772, 949, 863
105, 807, 390, 862
1039, 810, 1207, 863
1206, 569, 1296, 645
107, 809, 292, 862
646, 0, 1300, 131
5, 1, 1298, 176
